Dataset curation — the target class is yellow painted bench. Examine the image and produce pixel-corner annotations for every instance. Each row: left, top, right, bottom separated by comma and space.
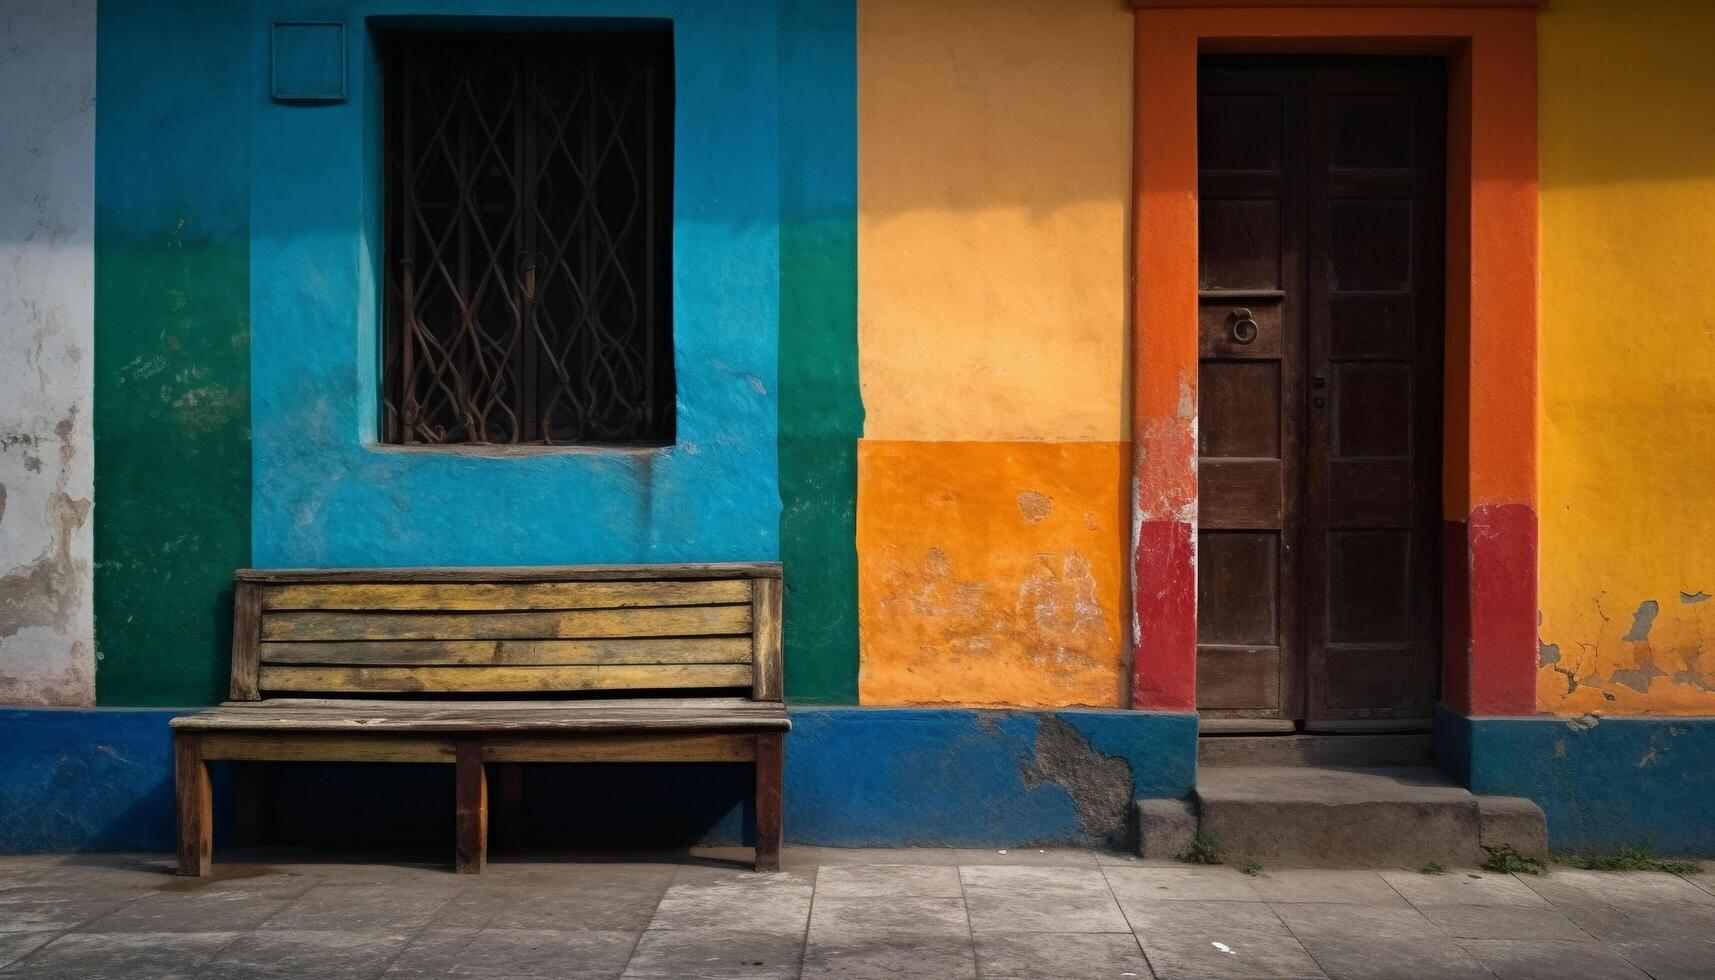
170, 564, 787, 875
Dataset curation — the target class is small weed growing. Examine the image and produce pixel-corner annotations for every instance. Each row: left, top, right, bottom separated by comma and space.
1554, 845, 1701, 875
1239, 861, 1262, 877
1482, 844, 1546, 875
1419, 862, 1447, 875
1180, 834, 1223, 865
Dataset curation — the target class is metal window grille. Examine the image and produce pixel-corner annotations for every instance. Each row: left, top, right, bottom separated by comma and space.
382, 33, 674, 446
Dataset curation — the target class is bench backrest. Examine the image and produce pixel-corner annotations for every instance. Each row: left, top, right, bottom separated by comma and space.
228, 565, 782, 702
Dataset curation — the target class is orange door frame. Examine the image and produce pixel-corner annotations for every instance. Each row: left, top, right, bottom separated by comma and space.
1126, 0, 1541, 718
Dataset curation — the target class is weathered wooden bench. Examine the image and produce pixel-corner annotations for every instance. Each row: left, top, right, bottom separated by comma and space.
170, 564, 787, 876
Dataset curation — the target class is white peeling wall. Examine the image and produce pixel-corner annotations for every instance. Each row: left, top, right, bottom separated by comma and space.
0, 3, 97, 706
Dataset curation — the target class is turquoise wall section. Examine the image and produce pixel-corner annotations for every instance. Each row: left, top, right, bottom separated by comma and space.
249, 1, 781, 568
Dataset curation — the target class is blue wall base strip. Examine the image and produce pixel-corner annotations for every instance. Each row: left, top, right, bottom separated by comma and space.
1436, 706, 1715, 857
11, 706, 1712, 856
0, 707, 1195, 853
0, 709, 183, 852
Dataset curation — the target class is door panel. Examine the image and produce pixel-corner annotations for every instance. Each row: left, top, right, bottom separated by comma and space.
1195, 58, 1442, 727
1304, 63, 1444, 725
1195, 67, 1304, 721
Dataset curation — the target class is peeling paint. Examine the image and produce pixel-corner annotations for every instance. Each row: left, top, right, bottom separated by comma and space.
1610, 662, 1666, 694
0, 492, 92, 640
1539, 588, 1715, 713
0, 3, 95, 706
1622, 600, 1659, 642
1682, 591, 1710, 605
1538, 639, 1561, 666
1016, 490, 1053, 524
1021, 715, 1132, 847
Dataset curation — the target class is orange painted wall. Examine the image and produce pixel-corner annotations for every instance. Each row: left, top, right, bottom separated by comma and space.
858, 442, 1130, 707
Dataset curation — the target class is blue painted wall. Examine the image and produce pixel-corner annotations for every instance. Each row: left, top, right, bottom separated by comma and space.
0, 710, 182, 852
249, 0, 781, 567
0, 708, 1195, 853
787, 709, 1197, 848
1437, 708, 1715, 857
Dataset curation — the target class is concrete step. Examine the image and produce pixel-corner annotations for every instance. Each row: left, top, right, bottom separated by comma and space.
1197, 732, 1432, 768
1174, 765, 1546, 868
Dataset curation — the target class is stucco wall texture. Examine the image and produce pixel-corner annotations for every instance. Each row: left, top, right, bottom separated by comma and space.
0, 4, 96, 707
1536, 0, 1715, 716
856, 0, 1133, 707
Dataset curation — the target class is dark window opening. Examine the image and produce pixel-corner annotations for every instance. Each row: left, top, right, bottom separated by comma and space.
382, 32, 674, 446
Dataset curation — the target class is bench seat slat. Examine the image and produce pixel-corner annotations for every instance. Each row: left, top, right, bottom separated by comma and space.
193, 732, 761, 764
171, 697, 790, 734
259, 637, 754, 667
261, 580, 751, 612
256, 663, 752, 694
260, 605, 752, 642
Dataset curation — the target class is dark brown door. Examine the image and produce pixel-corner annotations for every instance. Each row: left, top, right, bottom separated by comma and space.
1195, 58, 1444, 728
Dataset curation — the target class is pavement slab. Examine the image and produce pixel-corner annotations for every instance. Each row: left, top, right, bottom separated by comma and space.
203, 928, 412, 979
1104, 866, 1265, 904
624, 927, 806, 979
1413, 901, 1591, 940
2, 930, 238, 979
971, 931, 1149, 980
1292, 935, 1489, 980
802, 896, 976, 979
1242, 869, 1407, 906
1269, 903, 1442, 941
1377, 869, 1551, 908
1124, 901, 1326, 979
1458, 938, 1653, 980
812, 865, 964, 900
960, 866, 1130, 933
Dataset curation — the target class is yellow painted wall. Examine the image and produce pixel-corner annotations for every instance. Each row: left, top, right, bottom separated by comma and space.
856, 0, 1134, 706
1537, 0, 1715, 715
857, 0, 1132, 443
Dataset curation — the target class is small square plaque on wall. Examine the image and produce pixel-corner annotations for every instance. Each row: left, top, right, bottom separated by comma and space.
272, 21, 346, 104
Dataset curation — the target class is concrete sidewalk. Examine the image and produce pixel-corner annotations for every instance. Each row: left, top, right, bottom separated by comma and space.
0, 848, 1711, 978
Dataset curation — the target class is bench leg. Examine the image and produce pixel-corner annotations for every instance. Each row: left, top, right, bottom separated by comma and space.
175, 733, 213, 877
455, 740, 488, 874
490, 764, 524, 852
755, 733, 783, 872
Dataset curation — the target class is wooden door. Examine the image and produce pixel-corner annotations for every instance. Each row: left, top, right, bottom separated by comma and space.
1196, 58, 1444, 728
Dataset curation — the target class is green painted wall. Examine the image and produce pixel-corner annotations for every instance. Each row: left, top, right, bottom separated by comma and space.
93, 0, 252, 706
779, 0, 862, 704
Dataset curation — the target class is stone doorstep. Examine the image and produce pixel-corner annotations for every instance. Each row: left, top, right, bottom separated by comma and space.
1137, 766, 1548, 868
1198, 732, 1433, 768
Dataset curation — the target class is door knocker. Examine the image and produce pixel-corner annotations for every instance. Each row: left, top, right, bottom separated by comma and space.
1229, 308, 1259, 345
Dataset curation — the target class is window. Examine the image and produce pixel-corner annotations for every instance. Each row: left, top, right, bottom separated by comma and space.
381, 32, 674, 446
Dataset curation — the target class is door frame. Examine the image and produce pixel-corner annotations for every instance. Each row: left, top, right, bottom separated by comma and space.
1126, 0, 1541, 720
